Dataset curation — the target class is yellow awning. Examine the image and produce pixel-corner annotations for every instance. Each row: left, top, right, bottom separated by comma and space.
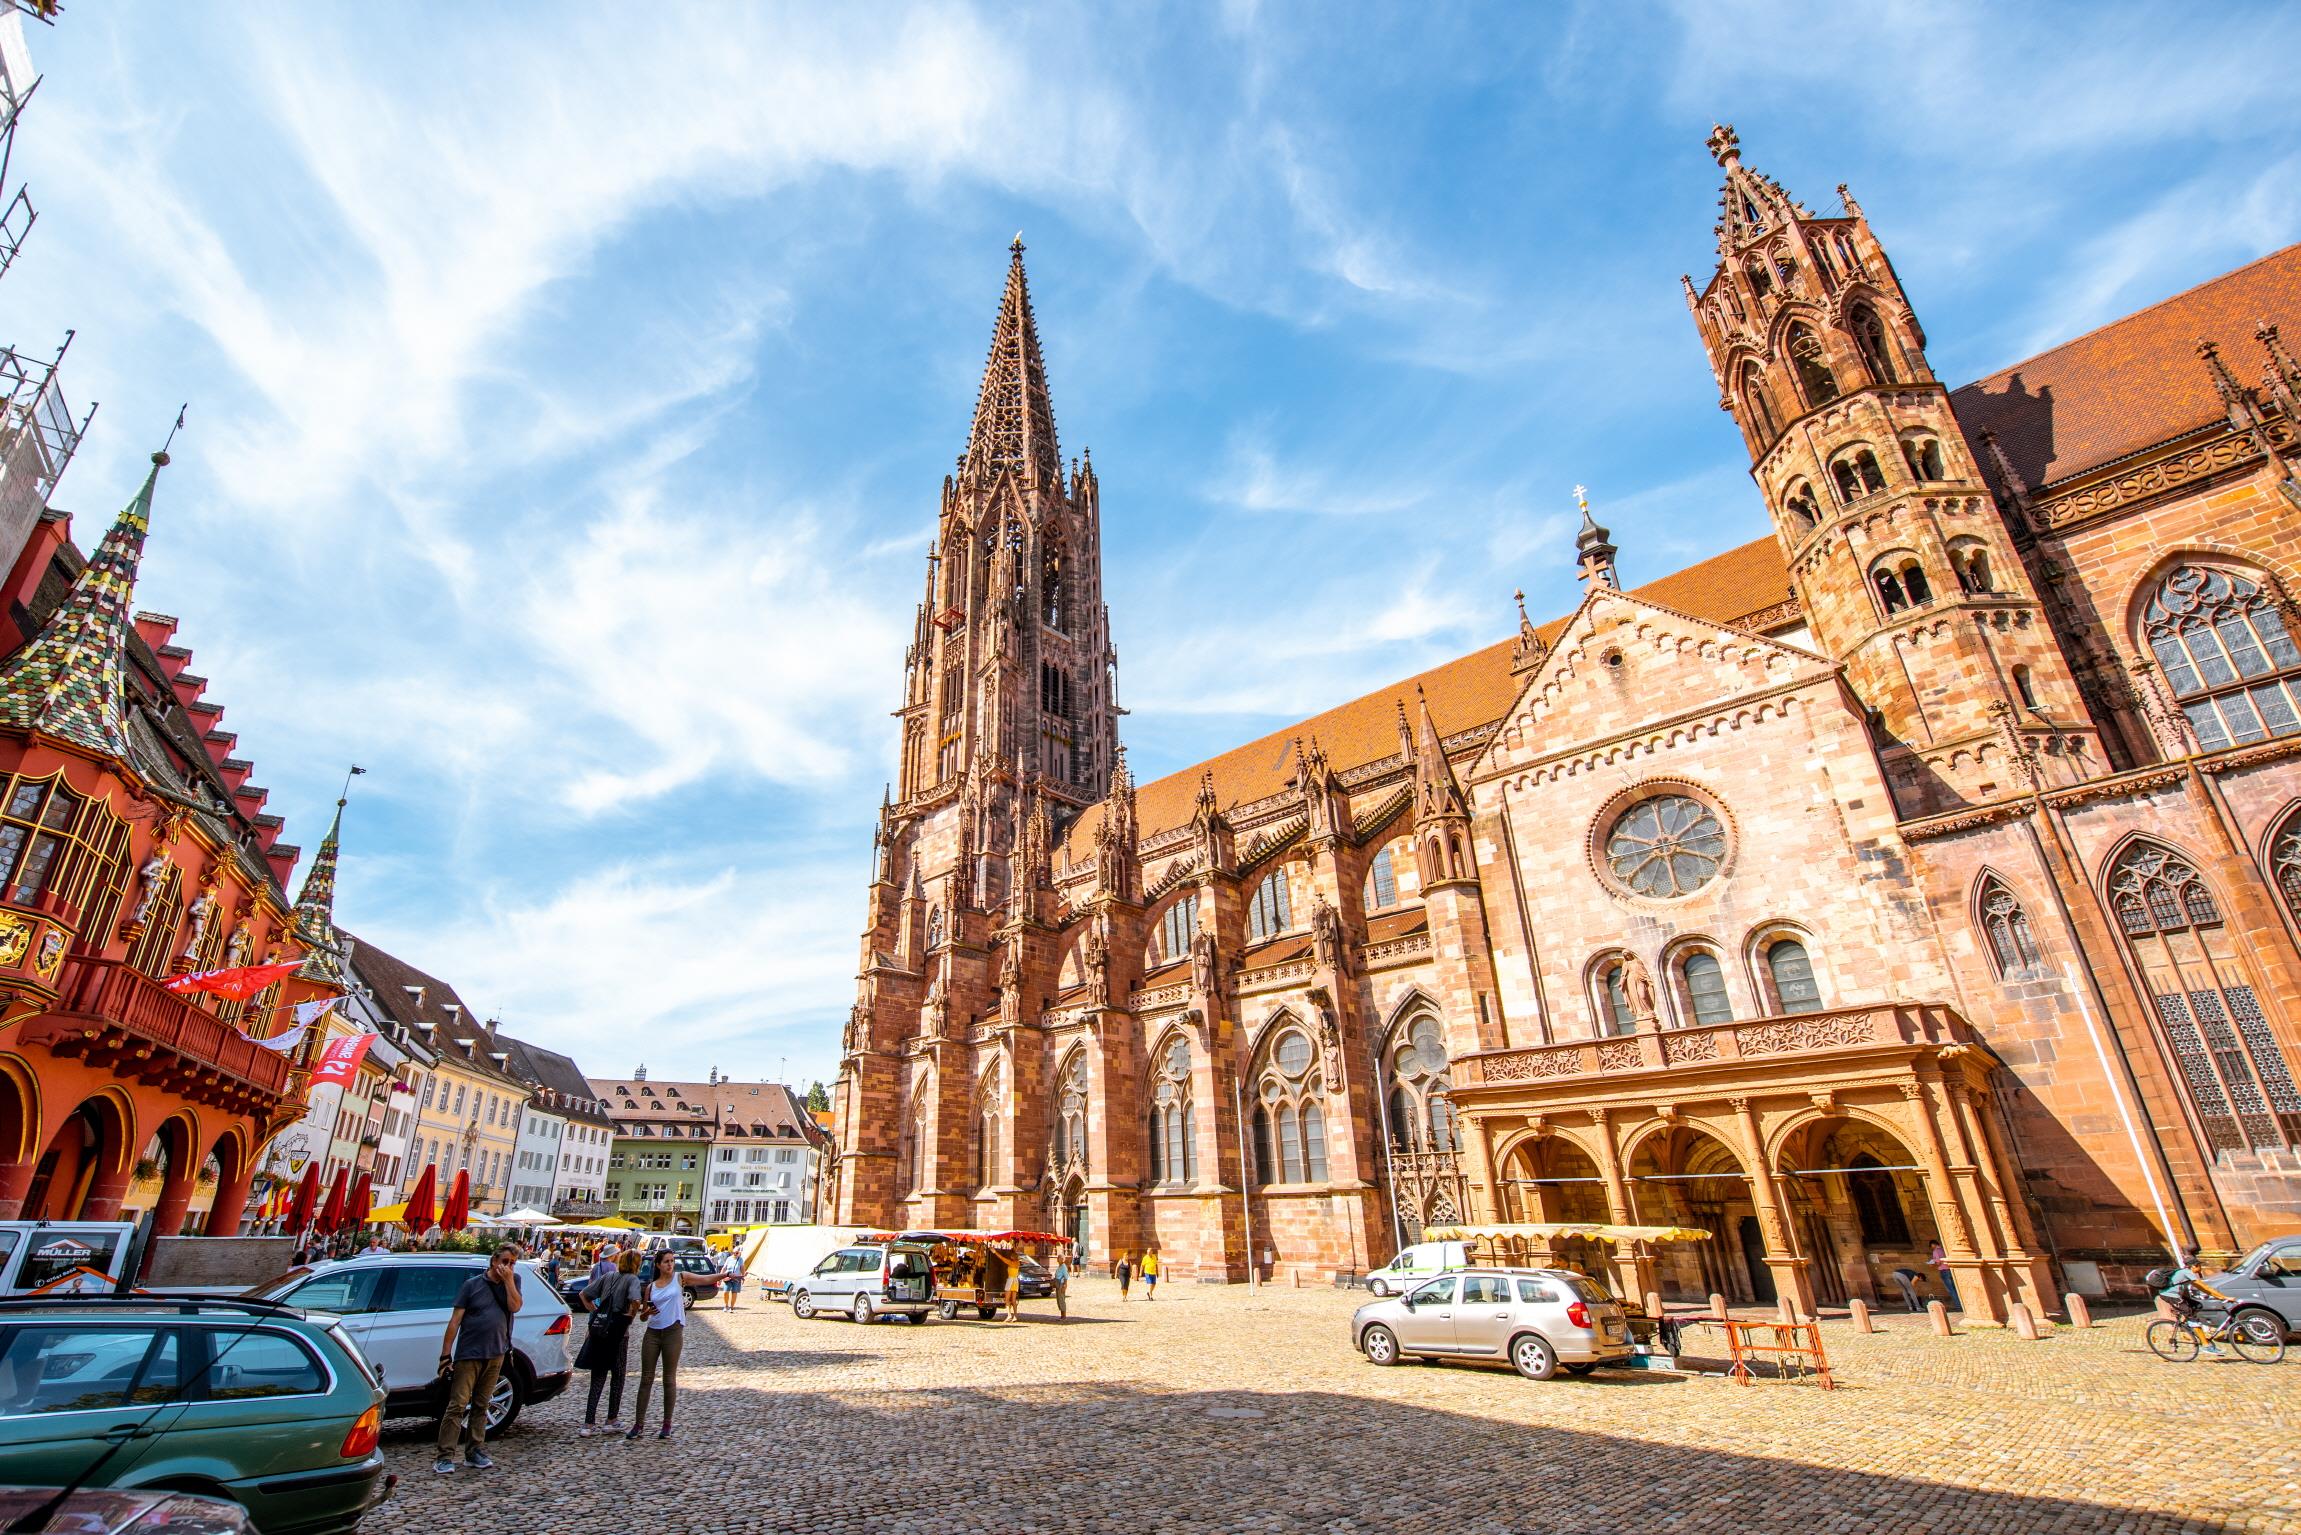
368, 1201, 409, 1223
1426, 1222, 1712, 1245
588, 1216, 643, 1230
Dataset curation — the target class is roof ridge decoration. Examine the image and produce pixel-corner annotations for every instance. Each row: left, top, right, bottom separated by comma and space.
0, 451, 167, 760
958, 236, 1064, 493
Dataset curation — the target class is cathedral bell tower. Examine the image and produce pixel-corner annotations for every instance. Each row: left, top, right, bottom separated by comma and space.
1685, 125, 2099, 818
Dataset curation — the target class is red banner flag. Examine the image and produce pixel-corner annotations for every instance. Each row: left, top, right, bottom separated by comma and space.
310, 1030, 378, 1089
164, 959, 303, 1001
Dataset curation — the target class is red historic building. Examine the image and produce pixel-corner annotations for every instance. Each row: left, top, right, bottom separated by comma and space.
0, 454, 328, 1233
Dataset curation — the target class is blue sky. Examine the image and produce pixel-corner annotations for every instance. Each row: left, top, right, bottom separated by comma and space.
9, 1, 2298, 1094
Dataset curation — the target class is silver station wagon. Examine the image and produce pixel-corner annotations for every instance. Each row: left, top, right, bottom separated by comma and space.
1352, 1267, 1634, 1380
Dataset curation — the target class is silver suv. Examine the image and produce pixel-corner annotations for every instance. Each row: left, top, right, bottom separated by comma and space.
1352, 1267, 1633, 1380
789, 1243, 936, 1324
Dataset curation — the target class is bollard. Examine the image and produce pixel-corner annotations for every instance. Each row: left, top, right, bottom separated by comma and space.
1776, 1296, 1797, 1327
1289, 1268, 1300, 1289
1709, 1292, 1729, 1321
2009, 1302, 2041, 1340
2065, 1292, 2093, 1329
1927, 1299, 1954, 1336
1849, 1297, 1874, 1334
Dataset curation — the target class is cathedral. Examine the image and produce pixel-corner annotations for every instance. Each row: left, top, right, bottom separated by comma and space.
831, 126, 2301, 1320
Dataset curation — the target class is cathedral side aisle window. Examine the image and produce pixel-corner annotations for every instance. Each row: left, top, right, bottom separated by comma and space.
2142, 565, 2301, 749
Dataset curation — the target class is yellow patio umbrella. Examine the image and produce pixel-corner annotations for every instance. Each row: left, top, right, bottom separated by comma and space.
367, 1200, 410, 1223
588, 1216, 642, 1230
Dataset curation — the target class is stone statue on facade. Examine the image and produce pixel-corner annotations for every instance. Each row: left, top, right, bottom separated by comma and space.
1081, 928, 1109, 1008
180, 882, 220, 964
1624, 956, 1659, 1024
1190, 928, 1219, 998
123, 851, 169, 934
1311, 892, 1348, 976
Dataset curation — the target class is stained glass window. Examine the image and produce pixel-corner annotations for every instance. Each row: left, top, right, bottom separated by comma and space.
2142, 566, 2301, 752
1604, 794, 1727, 898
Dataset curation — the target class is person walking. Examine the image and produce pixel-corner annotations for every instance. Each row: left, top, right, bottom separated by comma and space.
627, 1252, 688, 1440
719, 1247, 745, 1311
577, 1250, 642, 1436
1003, 1259, 1024, 1323
1053, 1253, 1071, 1320
1142, 1248, 1159, 1301
434, 1244, 523, 1475
1928, 1241, 1960, 1311
1115, 1254, 1132, 1301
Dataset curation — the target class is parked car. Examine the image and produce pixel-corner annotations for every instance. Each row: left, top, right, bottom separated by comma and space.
666, 1252, 721, 1303
789, 1243, 936, 1323
0, 1485, 256, 1534
1362, 1240, 1469, 1298
1352, 1267, 1634, 1380
249, 1254, 572, 1435
0, 1223, 139, 1296
2195, 1235, 2301, 1339
0, 1295, 391, 1535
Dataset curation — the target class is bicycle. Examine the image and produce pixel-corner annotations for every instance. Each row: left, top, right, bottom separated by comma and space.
2146, 1301, 2286, 1364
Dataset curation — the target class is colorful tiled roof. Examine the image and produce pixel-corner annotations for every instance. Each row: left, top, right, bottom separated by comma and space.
292, 798, 347, 983
1950, 242, 2301, 490
1066, 536, 1794, 855
0, 453, 164, 759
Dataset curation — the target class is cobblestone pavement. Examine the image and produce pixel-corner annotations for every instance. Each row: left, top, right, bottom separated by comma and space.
373, 1279, 2299, 1533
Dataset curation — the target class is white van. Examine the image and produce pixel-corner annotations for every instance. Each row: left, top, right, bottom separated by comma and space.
0, 1222, 137, 1294
1364, 1240, 1470, 1297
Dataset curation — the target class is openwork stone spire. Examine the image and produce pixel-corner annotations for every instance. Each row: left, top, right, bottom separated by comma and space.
959, 236, 1063, 491
295, 799, 345, 933
0, 451, 166, 760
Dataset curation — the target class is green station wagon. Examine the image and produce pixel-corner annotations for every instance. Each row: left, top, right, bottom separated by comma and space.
0, 1296, 390, 1535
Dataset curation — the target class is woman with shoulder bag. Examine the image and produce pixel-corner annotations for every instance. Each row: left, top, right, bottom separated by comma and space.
577, 1250, 643, 1436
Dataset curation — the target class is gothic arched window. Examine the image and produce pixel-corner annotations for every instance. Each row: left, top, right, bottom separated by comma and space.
1149, 1033, 1196, 1184
1744, 255, 1773, 298
1365, 846, 1398, 911
1680, 951, 1734, 1025
1055, 1053, 1089, 1168
2108, 840, 2301, 1152
2140, 565, 2301, 751
1850, 302, 1899, 384
1764, 937, 1822, 1014
974, 1067, 1003, 1191
1386, 1012, 1457, 1151
1246, 868, 1292, 942
1041, 542, 1066, 630
1598, 959, 1637, 1036
1788, 324, 1840, 408
1157, 893, 1199, 964
2274, 810, 2301, 927
1741, 363, 1780, 448
1871, 554, 1931, 617
1252, 1026, 1328, 1184
925, 905, 944, 950
1978, 876, 2043, 980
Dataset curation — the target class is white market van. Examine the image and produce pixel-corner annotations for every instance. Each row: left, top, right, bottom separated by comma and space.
0, 1222, 137, 1294
1363, 1240, 1470, 1297
741, 1224, 872, 1301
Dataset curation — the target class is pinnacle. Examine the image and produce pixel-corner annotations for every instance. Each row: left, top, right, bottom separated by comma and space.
960, 238, 1064, 492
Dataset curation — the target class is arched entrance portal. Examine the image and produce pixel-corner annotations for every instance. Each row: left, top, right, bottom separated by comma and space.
23, 1094, 131, 1221
1496, 1135, 1612, 1279
1627, 1125, 1759, 1305
1777, 1116, 1943, 1311
1062, 1174, 1089, 1264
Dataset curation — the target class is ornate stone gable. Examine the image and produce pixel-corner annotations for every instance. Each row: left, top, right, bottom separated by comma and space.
1473, 586, 1837, 784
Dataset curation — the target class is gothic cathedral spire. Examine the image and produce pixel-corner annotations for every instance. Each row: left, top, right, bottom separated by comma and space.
895, 238, 1118, 821
1684, 125, 2099, 817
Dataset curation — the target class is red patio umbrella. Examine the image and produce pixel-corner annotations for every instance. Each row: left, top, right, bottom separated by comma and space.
441, 1169, 471, 1234
287, 1162, 321, 1232
314, 1166, 348, 1236
347, 1171, 373, 1228
401, 1164, 438, 1233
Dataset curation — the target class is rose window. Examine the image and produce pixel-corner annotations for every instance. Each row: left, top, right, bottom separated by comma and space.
1604, 794, 1727, 898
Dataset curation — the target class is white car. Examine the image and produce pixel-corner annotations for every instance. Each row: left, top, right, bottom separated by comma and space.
1364, 1240, 1470, 1297
253, 1252, 574, 1433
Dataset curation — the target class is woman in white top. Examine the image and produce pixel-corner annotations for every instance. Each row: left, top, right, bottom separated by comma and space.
626, 1252, 688, 1440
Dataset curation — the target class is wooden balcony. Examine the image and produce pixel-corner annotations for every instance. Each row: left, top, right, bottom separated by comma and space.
1460, 1002, 1973, 1088
17, 956, 296, 1109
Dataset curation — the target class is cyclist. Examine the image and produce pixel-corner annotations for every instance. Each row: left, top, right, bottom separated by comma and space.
2158, 1246, 2234, 1356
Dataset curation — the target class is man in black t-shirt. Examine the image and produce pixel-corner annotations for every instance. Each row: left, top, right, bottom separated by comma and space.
434, 1246, 523, 1474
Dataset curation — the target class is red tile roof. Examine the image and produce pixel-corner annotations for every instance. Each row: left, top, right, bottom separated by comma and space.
1070, 537, 1795, 852
1951, 242, 2301, 490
